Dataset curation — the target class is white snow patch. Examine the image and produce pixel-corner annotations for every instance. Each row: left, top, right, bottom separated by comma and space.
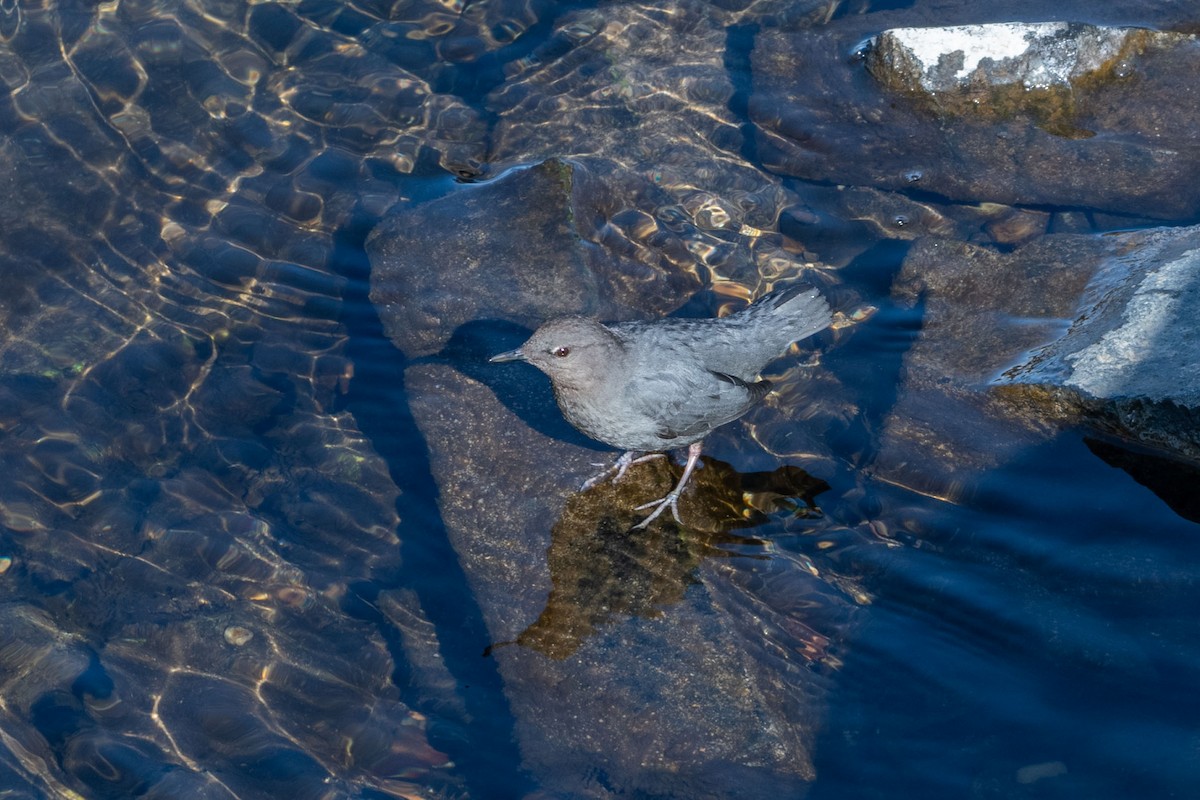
890, 22, 1069, 83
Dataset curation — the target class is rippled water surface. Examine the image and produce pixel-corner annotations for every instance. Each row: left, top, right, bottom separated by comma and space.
1, 0, 1197, 798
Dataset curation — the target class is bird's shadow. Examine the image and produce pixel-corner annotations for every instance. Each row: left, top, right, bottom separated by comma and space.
419, 318, 609, 452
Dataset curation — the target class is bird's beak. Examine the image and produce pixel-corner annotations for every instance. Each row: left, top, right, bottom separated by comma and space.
488, 347, 526, 363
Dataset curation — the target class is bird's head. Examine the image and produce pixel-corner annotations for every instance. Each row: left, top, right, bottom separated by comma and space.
489, 317, 624, 388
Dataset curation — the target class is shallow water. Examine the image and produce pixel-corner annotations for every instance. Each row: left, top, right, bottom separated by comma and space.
1, 0, 1198, 798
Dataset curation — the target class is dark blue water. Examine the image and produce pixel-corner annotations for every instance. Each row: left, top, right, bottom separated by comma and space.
812, 432, 1200, 798
0, 1, 1197, 798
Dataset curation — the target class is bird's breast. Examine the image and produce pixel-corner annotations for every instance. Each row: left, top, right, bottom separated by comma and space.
552, 381, 668, 452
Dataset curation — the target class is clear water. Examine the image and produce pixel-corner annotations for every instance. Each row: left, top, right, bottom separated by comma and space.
0, 1, 1196, 798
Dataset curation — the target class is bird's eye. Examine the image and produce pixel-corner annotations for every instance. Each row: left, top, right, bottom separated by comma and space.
552, 346, 570, 358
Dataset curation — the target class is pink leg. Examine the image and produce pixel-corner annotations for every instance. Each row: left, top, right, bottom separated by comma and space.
633, 441, 703, 529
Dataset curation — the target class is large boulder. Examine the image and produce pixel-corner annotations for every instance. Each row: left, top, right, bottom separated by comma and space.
752, 20, 1200, 219
870, 235, 1107, 499
370, 155, 852, 792
367, 158, 702, 357
998, 225, 1200, 461
406, 361, 846, 795
872, 225, 1200, 502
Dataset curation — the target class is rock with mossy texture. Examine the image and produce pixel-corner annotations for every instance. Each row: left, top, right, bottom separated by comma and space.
752, 20, 1200, 219
997, 225, 1200, 462
867, 22, 1181, 95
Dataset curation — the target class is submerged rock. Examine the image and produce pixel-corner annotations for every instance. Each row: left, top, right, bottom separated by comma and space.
752, 20, 1200, 219
0, 4, 466, 795
507, 458, 829, 660
870, 235, 1107, 499
486, 0, 840, 282
406, 361, 846, 795
367, 158, 702, 358
874, 225, 1200, 500
1084, 438, 1200, 525
998, 226, 1200, 461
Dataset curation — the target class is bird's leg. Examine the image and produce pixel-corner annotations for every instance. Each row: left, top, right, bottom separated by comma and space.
580, 451, 665, 491
632, 441, 703, 529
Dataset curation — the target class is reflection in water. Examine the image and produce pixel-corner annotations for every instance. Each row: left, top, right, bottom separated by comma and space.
497, 457, 832, 659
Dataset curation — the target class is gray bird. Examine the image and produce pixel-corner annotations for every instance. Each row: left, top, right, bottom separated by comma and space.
490, 284, 832, 528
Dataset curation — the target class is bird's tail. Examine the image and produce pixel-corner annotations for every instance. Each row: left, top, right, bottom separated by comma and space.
736, 283, 833, 348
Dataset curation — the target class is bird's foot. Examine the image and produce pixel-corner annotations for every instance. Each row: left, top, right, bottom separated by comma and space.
580, 451, 665, 491
632, 488, 684, 529
613, 452, 665, 483
630, 441, 704, 530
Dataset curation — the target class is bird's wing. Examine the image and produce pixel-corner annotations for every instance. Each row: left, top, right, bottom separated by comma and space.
627, 367, 771, 442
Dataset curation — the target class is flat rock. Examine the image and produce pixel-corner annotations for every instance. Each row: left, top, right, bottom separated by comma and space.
998, 225, 1200, 461
406, 361, 844, 796
367, 158, 702, 357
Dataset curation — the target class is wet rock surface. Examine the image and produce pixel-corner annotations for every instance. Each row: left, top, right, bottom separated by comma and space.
999, 225, 1200, 461
367, 158, 702, 357
753, 17, 1200, 219
406, 360, 849, 795
871, 235, 1108, 498
875, 227, 1200, 502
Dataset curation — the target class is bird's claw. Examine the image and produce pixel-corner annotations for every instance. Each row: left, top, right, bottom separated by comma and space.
580, 452, 665, 492
614, 452, 665, 483
632, 491, 684, 529
580, 470, 613, 492
629, 441, 702, 529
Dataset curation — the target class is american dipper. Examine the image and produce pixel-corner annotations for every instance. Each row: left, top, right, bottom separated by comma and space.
490, 284, 832, 528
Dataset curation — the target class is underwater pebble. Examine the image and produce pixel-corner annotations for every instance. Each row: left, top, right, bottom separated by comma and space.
223, 626, 254, 646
